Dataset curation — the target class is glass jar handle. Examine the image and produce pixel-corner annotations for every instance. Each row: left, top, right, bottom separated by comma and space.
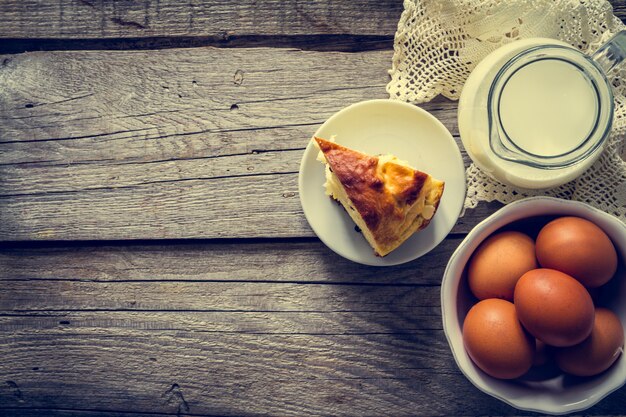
592, 30, 626, 74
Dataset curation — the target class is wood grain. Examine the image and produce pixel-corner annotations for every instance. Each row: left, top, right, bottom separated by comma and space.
0, 48, 399, 145
0, 411, 179, 417
0, 0, 403, 39
0, 47, 485, 241
1, 304, 624, 416
0, 0, 624, 44
0, 241, 478, 416
0, 326, 511, 416
0, 238, 464, 285
5, 1, 625, 415
0, 266, 626, 416
0, 280, 442, 313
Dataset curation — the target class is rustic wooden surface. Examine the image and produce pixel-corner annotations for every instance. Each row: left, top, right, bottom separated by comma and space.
1, 1, 625, 416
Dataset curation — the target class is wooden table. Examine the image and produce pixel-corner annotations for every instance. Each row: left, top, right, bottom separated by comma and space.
1, 1, 625, 416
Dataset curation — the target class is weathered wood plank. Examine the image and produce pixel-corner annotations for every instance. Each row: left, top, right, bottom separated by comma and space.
0, 238, 464, 285
1, 320, 625, 416
0, 329, 503, 416
0, 411, 178, 417
0, 310, 443, 334
0, 48, 395, 146
0, 280, 442, 313
611, 1, 626, 20
0, 47, 487, 241
0, 0, 402, 39
0, 174, 301, 240
0, 171, 499, 240
0, 49, 458, 148
0, 411, 175, 417
0, 0, 623, 42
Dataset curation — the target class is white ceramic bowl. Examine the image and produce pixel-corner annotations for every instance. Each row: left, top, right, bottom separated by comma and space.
442, 196, 626, 414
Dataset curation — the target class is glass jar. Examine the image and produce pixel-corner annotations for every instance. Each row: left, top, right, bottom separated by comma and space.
458, 31, 626, 189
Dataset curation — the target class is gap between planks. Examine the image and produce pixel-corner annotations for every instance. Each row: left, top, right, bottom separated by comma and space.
0, 35, 395, 54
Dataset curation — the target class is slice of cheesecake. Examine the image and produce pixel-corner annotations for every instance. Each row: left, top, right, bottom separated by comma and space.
314, 137, 445, 257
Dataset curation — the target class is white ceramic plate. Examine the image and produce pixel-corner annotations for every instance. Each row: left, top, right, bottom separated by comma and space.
298, 99, 466, 266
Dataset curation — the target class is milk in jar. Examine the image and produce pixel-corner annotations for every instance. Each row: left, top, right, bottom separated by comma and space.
458, 38, 615, 189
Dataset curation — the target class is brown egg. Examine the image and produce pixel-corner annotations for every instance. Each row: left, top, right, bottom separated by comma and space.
514, 268, 594, 347
463, 298, 534, 379
555, 308, 625, 376
468, 231, 537, 301
536, 216, 618, 288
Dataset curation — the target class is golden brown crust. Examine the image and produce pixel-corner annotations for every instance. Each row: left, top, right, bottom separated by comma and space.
315, 137, 445, 256
316, 137, 387, 230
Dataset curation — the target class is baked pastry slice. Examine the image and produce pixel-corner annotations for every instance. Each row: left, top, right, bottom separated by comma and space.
314, 137, 445, 257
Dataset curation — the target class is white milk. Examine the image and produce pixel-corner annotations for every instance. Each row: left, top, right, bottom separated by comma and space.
458, 38, 607, 189
498, 59, 598, 157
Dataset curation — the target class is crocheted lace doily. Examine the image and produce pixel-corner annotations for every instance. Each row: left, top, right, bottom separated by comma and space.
388, 0, 626, 221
